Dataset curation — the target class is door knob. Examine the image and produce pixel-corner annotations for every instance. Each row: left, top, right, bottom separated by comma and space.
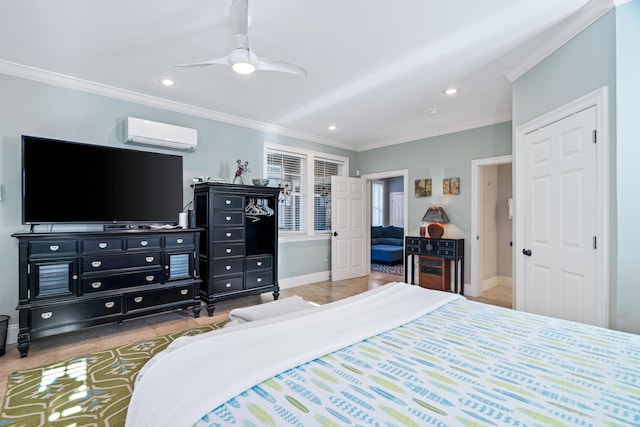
522, 249, 532, 256
333, 232, 338, 237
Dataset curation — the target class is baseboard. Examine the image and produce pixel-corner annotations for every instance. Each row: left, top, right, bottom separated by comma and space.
278, 271, 331, 290
480, 276, 499, 293
497, 275, 513, 288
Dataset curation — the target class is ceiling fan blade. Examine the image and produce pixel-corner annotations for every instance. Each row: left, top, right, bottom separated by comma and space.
257, 57, 307, 76
230, 0, 249, 36
171, 56, 231, 68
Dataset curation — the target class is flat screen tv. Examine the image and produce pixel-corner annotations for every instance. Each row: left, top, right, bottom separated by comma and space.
22, 135, 184, 225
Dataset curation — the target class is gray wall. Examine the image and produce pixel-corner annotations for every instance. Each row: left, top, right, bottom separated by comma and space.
356, 121, 513, 278
513, 5, 640, 334
0, 73, 356, 331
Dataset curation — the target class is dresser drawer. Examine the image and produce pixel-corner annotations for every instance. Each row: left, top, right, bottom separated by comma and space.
82, 252, 162, 271
31, 297, 122, 331
165, 234, 195, 248
213, 243, 245, 259
246, 255, 272, 271
81, 269, 162, 294
126, 286, 195, 311
82, 238, 123, 253
126, 237, 161, 251
246, 271, 272, 289
212, 211, 244, 226
212, 258, 244, 276
213, 194, 244, 210
405, 237, 421, 247
29, 240, 78, 257
212, 227, 244, 242
212, 276, 244, 294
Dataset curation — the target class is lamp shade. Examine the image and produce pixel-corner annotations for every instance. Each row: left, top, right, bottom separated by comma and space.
422, 206, 450, 224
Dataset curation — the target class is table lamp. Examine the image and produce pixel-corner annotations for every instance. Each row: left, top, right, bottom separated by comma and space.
422, 206, 449, 238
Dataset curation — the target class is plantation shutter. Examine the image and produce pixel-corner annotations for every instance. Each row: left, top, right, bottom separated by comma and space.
267, 150, 305, 232
314, 158, 344, 232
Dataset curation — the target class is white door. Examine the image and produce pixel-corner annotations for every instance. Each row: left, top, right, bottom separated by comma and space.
522, 106, 601, 325
389, 192, 404, 227
331, 176, 367, 281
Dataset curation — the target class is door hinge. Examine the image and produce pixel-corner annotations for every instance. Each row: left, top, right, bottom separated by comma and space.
593, 236, 597, 249
593, 130, 597, 144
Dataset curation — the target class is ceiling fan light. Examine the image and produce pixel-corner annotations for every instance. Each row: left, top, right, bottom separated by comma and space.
232, 62, 256, 74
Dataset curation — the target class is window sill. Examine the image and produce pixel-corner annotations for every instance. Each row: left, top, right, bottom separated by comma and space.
279, 234, 331, 243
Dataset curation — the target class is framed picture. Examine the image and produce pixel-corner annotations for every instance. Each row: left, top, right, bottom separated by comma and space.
450, 177, 460, 194
414, 178, 432, 197
442, 178, 451, 194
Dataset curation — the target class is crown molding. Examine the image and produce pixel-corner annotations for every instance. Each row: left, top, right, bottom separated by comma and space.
0, 59, 350, 150
504, 0, 616, 82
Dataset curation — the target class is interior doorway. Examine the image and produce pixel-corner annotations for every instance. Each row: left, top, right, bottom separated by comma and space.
470, 155, 513, 303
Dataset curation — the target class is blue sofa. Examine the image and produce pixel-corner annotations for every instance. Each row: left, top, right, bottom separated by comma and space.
371, 226, 404, 264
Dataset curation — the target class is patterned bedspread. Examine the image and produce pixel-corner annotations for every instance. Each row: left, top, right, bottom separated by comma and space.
196, 298, 640, 426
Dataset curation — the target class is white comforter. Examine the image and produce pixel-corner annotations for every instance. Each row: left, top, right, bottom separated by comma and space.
125, 282, 460, 427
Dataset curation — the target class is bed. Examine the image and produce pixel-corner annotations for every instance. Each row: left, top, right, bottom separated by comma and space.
125, 282, 640, 427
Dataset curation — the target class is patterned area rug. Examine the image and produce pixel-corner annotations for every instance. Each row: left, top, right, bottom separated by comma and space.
0, 321, 227, 427
371, 262, 404, 276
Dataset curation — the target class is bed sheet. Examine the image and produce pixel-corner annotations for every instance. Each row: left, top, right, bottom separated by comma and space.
195, 298, 640, 426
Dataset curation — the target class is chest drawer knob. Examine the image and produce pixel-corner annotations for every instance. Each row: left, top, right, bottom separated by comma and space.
180, 289, 188, 295
225, 265, 232, 271
49, 245, 59, 252
226, 248, 232, 254
72, 274, 78, 280
104, 301, 115, 309
177, 239, 184, 244
98, 242, 108, 249
256, 261, 263, 267
134, 296, 143, 303
225, 216, 232, 221
140, 240, 148, 246
146, 256, 154, 263
146, 275, 155, 282
225, 200, 232, 205
225, 282, 232, 288
257, 277, 262, 283
41, 312, 53, 319
226, 232, 232, 237
91, 261, 102, 268
91, 282, 102, 289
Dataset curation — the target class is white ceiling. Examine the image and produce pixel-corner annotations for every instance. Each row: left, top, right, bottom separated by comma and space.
0, 0, 607, 151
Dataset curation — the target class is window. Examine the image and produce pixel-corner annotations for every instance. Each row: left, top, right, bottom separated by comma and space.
371, 180, 384, 226
265, 143, 348, 236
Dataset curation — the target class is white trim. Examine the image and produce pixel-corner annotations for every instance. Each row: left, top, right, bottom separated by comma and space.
277, 271, 330, 290
514, 86, 609, 327
504, 0, 616, 82
6, 323, 18, 345
470, 155, 513, 298
0, 60, 347, 149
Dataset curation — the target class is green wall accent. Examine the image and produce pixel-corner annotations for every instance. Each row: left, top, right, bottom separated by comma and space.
357, 121, 513, 278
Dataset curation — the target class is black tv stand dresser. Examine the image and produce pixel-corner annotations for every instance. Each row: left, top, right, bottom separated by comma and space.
12, 228, 202, 357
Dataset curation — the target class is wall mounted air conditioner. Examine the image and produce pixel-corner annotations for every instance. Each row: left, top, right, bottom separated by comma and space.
125, 117, 197, 151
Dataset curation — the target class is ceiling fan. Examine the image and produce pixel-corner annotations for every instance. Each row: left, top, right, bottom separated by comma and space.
172, 0, 306, 76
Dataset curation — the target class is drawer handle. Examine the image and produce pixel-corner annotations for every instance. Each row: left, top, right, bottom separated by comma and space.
257, 277, 262, 283
177, 239, 184, 244
256, 261, 263, 266
91, 261, 102, 268
225, 265, 232, 270
225, 200, 232, 205
226, 232, 232, 238
140, 240, 148, 246
225, 216, 232, 221
99, 242, 108, 249
225, 282, 232, 288
146, 275, 154, 282
49, 245, 59, 252
226, 248, 232, 254
134, 296, 143, 303
72, 274, 78, 280
180, 289, 188, 295
146, 256, 154, 263
41, 312, 53, 319
105, 301, 115, 309
91, 282, 102, 289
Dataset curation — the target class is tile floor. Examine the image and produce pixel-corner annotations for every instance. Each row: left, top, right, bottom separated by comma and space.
0, 272, 511, 409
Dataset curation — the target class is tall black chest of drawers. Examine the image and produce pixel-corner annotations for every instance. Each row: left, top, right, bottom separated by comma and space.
194, 183, 280, 315
12, 228, 202, 357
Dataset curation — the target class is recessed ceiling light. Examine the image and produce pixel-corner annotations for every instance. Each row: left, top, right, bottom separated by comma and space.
444, 88, 458, 96
429, 109, 440, 115
328, 124, 337, 131
159, 77, 176, 86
